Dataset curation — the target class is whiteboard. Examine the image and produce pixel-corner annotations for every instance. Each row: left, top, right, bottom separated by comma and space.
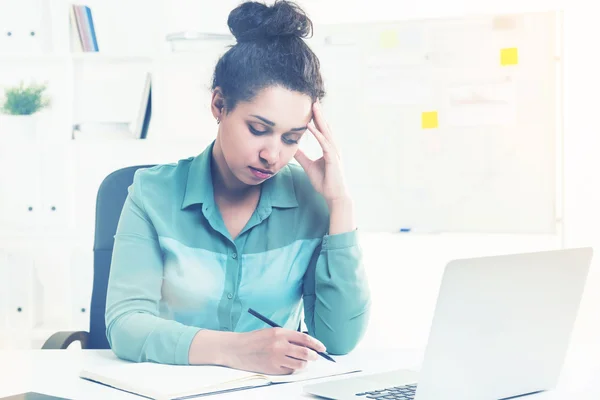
302, 11, 560, 233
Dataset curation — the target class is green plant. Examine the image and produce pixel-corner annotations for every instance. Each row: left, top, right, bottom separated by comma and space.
1, 81, 51, 115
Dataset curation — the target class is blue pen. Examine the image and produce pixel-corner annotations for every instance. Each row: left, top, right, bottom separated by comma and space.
247, 308, 336, 363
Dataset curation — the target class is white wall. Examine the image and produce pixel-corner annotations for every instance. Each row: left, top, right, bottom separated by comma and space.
167, 0, 565, 27
557, 7, 600, 387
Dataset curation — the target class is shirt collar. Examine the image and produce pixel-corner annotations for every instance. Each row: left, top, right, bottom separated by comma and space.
181, 141, 299, 210
181, 142, 215, 210
262, 163, 299, 209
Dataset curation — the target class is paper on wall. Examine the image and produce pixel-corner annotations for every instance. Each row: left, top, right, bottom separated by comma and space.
445, 80, 517, 127
365, 65, 433, 106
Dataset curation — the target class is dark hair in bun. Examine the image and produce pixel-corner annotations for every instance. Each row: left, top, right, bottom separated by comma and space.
228, 1, 312, 42
212, 1, 325, 112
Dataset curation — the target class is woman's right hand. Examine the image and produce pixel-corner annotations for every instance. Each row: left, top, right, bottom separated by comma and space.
225, 328, 327, 375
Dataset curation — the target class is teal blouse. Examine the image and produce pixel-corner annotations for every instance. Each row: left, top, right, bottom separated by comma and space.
105, 142, 371, 365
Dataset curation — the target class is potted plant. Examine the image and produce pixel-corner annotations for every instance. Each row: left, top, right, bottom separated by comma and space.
0, 81, 51, 139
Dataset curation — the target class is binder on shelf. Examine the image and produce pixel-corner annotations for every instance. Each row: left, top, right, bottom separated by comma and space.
70, 4, 98, 52
69, 5, 83, 52
130, 72, 152, 139
85, 6, 99, 51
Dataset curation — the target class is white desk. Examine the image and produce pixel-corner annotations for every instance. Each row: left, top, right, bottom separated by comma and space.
0, 348, 598, 399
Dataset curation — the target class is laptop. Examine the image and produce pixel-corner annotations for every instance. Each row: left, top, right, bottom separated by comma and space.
304, 247, 593, 400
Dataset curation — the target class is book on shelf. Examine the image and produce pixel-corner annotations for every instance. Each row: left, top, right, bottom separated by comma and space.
68, 6, 83, 52
72, 72, 151, 140
70, 4, 98, 52
129, 72, 152, 139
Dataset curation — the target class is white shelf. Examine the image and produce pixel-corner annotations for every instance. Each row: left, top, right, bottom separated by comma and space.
156, 52, 227, 64
0, 52, 157, 64
70, 53, 156, 64
0, 53, 68, 63
0, 133, 206, 146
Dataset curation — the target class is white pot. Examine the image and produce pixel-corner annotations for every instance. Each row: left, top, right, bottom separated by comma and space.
0, 114, 38, 140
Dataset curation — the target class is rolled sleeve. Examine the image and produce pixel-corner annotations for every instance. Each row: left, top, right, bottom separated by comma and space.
303, 229, 371, 355
322, 229, 359, 250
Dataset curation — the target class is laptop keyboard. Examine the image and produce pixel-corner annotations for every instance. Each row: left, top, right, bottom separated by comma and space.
355, 384, 418, 399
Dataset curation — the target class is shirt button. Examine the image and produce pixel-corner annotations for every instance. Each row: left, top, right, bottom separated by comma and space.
232, 253, 237, 259
227, 293, 233, 299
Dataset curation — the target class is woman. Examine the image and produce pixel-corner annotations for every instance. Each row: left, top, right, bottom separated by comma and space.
105, 0, 370, 375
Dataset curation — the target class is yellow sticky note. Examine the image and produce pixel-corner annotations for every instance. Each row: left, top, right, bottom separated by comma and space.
501, 47, 519, 66
379, 30, 399, 49
422, 111, 439, 129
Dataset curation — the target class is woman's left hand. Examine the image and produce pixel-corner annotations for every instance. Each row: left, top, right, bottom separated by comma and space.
294, 101, 351, 207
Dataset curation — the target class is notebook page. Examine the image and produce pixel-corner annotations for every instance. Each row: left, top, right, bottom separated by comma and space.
267, 357, 361, 383
80, 362, 263, 399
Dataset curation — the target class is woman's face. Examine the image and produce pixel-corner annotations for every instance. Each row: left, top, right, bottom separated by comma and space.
213, 85, 313, 186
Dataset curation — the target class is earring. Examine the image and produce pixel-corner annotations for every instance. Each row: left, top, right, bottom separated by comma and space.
216, 117, 221, 124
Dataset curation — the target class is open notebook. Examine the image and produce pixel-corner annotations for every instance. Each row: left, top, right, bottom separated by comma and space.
79, 357, 361, 399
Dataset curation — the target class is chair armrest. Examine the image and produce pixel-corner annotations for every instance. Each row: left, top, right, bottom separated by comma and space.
42, 331, 90, 349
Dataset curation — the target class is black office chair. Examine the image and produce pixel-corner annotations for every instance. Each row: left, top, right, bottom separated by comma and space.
42, 163, 306, 349
42, 165, 155, 349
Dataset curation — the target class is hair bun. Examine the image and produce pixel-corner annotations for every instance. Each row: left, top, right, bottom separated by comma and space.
228, 1, 313, 43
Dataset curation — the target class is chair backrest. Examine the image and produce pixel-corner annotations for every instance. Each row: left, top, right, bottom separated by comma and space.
88, 165, 155, 349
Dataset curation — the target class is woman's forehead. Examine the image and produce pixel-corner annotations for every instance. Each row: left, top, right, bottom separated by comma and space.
240, 86, 313, 125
